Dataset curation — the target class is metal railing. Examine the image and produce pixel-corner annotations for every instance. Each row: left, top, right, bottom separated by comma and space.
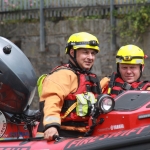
1, 0, 150, 21
1, 0, 150, 52
1, 0, 148, 11
0, 0, 133, 11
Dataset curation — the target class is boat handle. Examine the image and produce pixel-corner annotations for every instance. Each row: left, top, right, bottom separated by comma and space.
53, 135, 61, 141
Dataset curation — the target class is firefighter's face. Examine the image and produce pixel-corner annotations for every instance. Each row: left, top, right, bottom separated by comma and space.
75, 48, 97, 70
119, 64, 143, 83
76, 49, 96, 70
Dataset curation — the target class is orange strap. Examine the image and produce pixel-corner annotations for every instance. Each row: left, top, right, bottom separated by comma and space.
100, 77, 110, 92
60, 125, 87, 132
61, 102, 77, 119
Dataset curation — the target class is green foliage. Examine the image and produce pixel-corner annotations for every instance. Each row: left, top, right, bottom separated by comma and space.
116, 0, 150, 44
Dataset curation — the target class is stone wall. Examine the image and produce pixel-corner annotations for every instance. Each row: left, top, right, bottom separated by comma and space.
0, 19, 150, 109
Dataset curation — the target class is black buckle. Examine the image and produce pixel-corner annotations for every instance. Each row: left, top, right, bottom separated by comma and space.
118, 90, 124, 94
85, 76, 97, 83
86, 84, 91, 92
111, 90, 123, 95
122, 82, 131, 90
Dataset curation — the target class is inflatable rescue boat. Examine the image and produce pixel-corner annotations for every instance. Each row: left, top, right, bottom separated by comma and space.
0, 36, 150, 150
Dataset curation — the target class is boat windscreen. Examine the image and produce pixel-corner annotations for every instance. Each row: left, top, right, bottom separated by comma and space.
114, 91, 150, 111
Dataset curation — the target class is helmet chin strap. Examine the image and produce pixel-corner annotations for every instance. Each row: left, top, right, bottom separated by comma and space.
138, 65, 143, 80
69, 50, 92, 73
117, 64, 142, 82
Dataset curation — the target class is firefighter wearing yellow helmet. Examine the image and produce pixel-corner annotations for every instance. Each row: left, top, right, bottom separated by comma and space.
65, 32, 100, 71
100, 44, 150, 98
37, 32, 101, 141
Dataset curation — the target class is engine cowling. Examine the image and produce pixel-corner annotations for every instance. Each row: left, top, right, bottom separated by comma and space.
0, 36, 37, 114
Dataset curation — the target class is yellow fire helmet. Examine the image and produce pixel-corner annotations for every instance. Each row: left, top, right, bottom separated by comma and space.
116, 45, 146, 65
65, 32, 100, 54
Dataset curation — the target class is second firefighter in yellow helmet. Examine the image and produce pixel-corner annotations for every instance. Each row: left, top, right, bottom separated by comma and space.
100, 44, 150, 99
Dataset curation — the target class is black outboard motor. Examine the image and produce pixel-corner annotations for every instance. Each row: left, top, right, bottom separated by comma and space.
0, 36, 37, 114
0, 37, 40, 138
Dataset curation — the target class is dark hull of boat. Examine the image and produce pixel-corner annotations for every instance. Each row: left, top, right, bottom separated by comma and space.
1, 125, 150, 150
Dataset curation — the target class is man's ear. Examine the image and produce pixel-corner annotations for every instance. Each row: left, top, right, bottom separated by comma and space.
70, 49, 74, 57
142, 65, 145, 72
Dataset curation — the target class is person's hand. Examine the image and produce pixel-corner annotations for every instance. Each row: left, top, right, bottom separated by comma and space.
44, 127, 59, 141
